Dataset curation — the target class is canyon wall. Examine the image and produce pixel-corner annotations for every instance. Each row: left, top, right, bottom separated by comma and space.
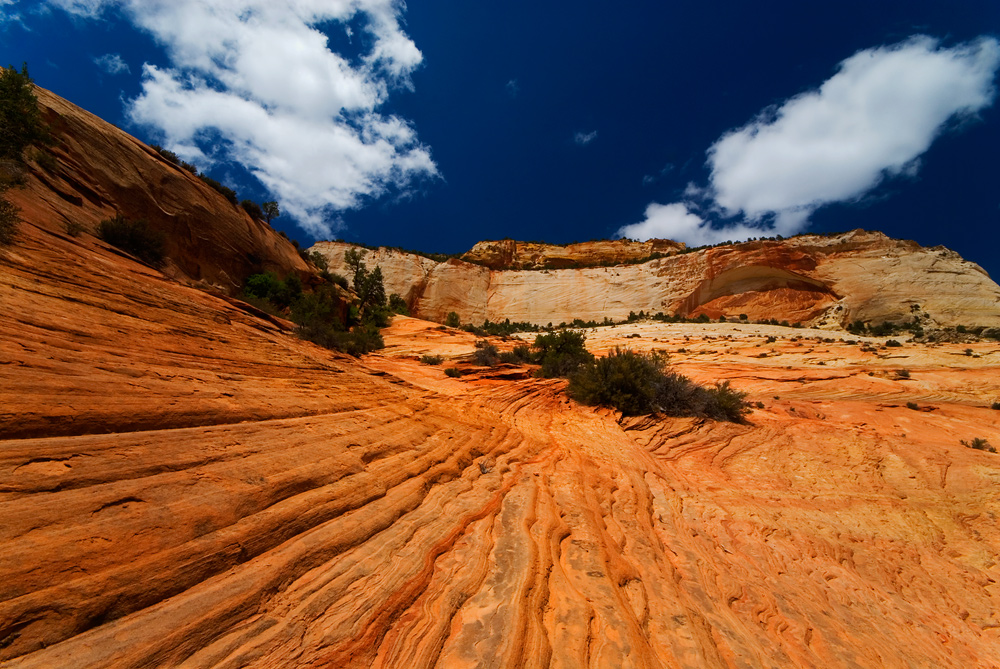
312, 232, 1000, 329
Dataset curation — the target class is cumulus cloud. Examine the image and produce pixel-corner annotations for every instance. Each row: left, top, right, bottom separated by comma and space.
621, 36, 1000, 244
48, 0, 437, 238
94, 53, 129, 75
574, 130, 597, 146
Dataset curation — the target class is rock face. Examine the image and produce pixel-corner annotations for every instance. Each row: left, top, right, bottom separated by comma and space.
3, 221, 1000, 667
462, 238, 685, 269
5, 85, 308, 291
311, 233, 1000, 328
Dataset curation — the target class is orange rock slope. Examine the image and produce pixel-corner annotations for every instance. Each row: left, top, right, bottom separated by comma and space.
3, 216, 1000, 667
5, 85, 308, 291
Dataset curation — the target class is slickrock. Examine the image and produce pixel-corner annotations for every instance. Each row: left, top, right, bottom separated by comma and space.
311, 233, 1000, 329
4, 218, 1000, 668
5, 86, 308, 291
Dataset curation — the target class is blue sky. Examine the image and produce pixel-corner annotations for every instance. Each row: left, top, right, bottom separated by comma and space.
2, 1, 999, 278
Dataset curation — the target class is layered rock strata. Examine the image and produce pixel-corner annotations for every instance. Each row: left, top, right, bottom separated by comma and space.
3, 220, 1000, 667
311, 233, 1000, 329
5, 85, 308, 291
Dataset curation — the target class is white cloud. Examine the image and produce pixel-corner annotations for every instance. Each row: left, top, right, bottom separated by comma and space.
48, 0, 437, 238
574, 130, 597, 146
622, 35, 1000, 244
506, 79, 519, 97
94, 53, 129, 75
618, 202, 765, 247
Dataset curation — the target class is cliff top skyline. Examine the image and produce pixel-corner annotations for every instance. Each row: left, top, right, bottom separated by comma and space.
1, 1, 998, 276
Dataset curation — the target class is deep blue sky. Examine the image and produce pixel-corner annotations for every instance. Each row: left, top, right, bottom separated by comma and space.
1, 1, 998, 278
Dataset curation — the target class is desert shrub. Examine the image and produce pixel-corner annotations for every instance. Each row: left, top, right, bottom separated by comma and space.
65, 220, 84, 237
739, 314, 748, 321
445, 367, 462, 378
240, 199, 264, 220
420, 354, 444, 365
568, 348, 750, 421
906, 402, 919, 410
992, 401, 1000, 411
695, 313, 710, 323
445, 311, 461, 328
964, 348, 973, 356
0, 192, 18, 245
309, 250, 329, 271
961, 437, 996, 453
298, 322, 383, 356
388, 293, 409, 315
328, 272, 348, 289
533, 330, 594, 378
0, 64, 48, 162
497, 343, 534, 365
198, 173, 238, 205
97, 214, 165, 266
473, 340, 500, 367
897, 369, 911, 379
766, 336, 776, 344
885, 339, 902, 347
755, 401, 765, 409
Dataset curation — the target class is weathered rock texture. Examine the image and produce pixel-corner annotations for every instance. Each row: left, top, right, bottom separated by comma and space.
462, 238, 685, 269
5, 85, 308, 291
3, 218, 1000, 667
311, 234, 1000, 329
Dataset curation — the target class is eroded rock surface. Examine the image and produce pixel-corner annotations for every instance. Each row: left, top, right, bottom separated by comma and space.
311, 233, 1000, 329
3, 220, 1000, 668
6, 86, 308, 291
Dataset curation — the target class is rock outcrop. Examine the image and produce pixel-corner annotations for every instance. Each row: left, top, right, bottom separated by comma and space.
311, 233, 1000, 329
5, 85, 308, 291
462, 238, 685, 269
3, 220, 1000, 667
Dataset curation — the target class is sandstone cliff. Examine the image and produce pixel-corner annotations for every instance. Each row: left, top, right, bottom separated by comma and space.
311, 232, 1000, 329
462, 238, 685, 269
5, 85, 308, 291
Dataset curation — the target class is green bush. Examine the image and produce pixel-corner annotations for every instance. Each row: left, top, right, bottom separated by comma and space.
533, 330, 594, 378
906, 402, 919, 410
65, 220, 84, 237
388, 293, 409, 315
886, 339, 902, 347
298, 322, 383, 356
568, 348, 750, 421
991, 401, 1000, 411
0, 191, 18, 245
473, 341, 500, 367
0, 64, 48, 162
961, 437, 996, 453
420, 354, 444, 365
309, 250, 329, 271
328, 272, 348, 289
445, 367, 462, 378
445, 311, 461, 328
240, 199, 264, 220
198, 173, 238, 205
97, 214, 166, 266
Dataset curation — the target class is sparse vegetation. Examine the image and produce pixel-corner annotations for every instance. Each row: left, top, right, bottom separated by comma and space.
885, 339, 902, 347
961, 437, 996, 453
240, 199, 264, 220
906, 402, 919, 410
197, 173, 238, 205
97, 214, 166, 266
445, 367, 462, 378
533, 330, 594, 378
896, 369, 911, 379
420, 354, 444, 365
445, 311, 461, 328
0, 194, 18, 245
262, 201, 279, 224
388, 293, 409, 315
473, 340, 500, 367
65, 220, 84, 237
568, 348, 750, 421
992, 401, 1000, 411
